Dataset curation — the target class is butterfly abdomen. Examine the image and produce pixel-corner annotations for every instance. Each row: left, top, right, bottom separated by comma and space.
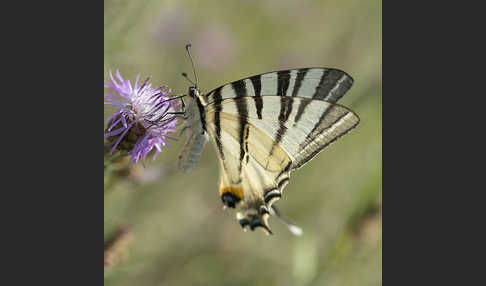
182, 132, 208, 172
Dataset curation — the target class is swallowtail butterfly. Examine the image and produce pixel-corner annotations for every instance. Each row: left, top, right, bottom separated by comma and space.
178, 45, 359, 235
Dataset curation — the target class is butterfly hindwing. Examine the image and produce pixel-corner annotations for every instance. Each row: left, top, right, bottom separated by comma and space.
205, 110, 291, 234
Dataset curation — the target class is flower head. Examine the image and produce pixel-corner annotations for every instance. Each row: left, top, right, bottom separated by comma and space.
104, 70, 179, 166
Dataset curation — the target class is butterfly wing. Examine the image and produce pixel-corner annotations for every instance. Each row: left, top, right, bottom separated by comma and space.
204, 67, 354, 105
204, 110, 293, 234
203, 68, 359, 234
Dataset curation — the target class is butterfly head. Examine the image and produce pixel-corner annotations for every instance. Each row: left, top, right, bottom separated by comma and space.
188, 86, 198, 98
187, 86, 208, 106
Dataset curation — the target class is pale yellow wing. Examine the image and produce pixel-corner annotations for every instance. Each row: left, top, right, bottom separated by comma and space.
204, 97, 359, 234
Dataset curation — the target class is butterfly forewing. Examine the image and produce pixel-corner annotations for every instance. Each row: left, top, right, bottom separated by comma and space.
204, 68, 354, 105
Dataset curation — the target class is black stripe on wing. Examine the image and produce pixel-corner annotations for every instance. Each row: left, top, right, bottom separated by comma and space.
212, 86, 225, 161
312, 69, 353, 102
263, 176, 290, 206
269, 96, 293, 156
232, 81, 249, 173
249, 75, 263, 119
293, 68, 351, 124
304, 104, 336, 144
277, 70, 290, 97
294, 108, 360, 169
291, 68, 309, 97
293, 99, 312, 126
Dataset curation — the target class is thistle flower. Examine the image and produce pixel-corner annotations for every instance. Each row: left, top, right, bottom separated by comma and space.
104, 70, 179, 166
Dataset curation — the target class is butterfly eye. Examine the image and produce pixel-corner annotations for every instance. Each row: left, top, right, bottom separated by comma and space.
187, 87, 196, 98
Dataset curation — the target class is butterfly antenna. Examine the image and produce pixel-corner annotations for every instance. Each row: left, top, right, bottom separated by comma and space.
185, 44, 199, 87
271, 205, 303, 236
181, 72, 196, 86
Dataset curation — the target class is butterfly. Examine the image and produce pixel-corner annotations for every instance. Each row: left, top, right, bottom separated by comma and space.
177, 46, 359, 235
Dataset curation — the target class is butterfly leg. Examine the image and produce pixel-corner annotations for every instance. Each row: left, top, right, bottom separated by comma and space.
180, 97, 186, 112
179, 125, 190, 136
165, 112, 187, 119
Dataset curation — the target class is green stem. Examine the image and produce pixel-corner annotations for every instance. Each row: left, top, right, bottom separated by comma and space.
104, 149, 128, 169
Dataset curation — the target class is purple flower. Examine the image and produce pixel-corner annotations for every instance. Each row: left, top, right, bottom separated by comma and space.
104, 70, 179, 166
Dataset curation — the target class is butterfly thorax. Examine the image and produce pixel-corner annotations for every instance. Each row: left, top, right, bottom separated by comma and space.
184, 87, 206, 131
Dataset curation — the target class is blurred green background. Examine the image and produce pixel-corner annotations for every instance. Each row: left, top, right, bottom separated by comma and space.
104, 0, 381, 285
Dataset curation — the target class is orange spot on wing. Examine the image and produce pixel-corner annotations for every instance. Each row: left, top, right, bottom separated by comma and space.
220, 186, 243, 199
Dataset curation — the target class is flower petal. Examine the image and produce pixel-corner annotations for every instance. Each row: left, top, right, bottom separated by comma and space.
104, 127, 126, 138
109, 122, 134, 155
